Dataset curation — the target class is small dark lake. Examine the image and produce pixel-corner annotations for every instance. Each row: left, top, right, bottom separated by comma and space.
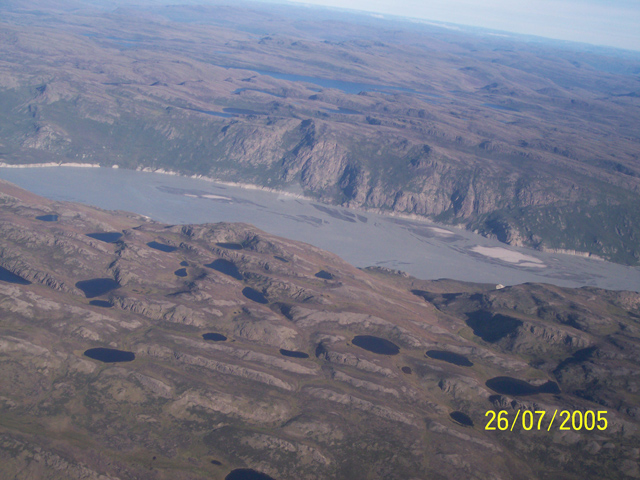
86, 232, 123, 243
216, 242, 243, 250
315, 270, 333, 280
84, 347, 135, 363
203, 333, 228, 341
89, 300, 112, 308
450, 411, 474, 427
352, 335, 400, 355
211, 460, 222, 466
426, 350, 473, 367
147, 241, 178, 252
76, 278, 120, 298
401, 366, 412, 374
205, 259, 243, 280
242, 287, 268, 304
486, 377, 560, 396
180, 261, 189, 266
0, 266, 31, 285
274, 256, 289, 263
36, 214, 58, 222
174, 268, 187, 277
466, 311, 522, 343
225, 469, 276, 480
279, 349, 309, 359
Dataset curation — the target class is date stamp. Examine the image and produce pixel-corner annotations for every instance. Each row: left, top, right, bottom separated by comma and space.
485, 410, 608, 431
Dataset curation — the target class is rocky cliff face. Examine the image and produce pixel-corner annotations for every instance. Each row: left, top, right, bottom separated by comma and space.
0, 179, 639, 480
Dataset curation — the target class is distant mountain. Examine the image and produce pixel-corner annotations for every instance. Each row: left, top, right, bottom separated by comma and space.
1, 1, 640, 265
1, 179, 639, 479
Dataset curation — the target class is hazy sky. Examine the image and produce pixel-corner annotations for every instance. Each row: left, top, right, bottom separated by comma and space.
279, 0, 640, 51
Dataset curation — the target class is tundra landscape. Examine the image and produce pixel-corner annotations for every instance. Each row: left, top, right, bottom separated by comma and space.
1, 1, 640, 479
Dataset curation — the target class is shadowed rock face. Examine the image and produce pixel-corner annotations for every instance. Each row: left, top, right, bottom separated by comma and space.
0, 179, 639, 480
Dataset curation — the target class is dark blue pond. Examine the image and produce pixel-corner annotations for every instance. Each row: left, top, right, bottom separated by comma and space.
205, 259, 243, 280
466, 311, 522, 343
426, 350, 473, 367
174, 268, 187, 277
352, 335, 400, 355
216, 242, 243, 250
86, 232, 123, 243
274, 256, 289, 263
0, 266, 31, 285
36, 214, 58, 222
89, 300, 112, 308
314, 270, 333, 280
279, 349, 309, 359
225, 469, 276, 480
84, 347, 135, 363
147, 241, 177, 252
242, 287, 268, 304
180, 261, 189, 266
486, 377, 560, 396
450, 411, 474, 427
76, 278, 120, 298
401, 366, 412, 374
203, 333, 228, 342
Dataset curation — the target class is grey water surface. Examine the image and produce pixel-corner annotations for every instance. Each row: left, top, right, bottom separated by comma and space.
1, 166, 639, 291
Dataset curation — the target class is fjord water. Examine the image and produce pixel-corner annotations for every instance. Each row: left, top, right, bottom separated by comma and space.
1, 166, 639, 290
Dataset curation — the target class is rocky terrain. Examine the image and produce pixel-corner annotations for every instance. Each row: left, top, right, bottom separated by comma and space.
1, 179, 639, 479
1, 0, 640, 264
